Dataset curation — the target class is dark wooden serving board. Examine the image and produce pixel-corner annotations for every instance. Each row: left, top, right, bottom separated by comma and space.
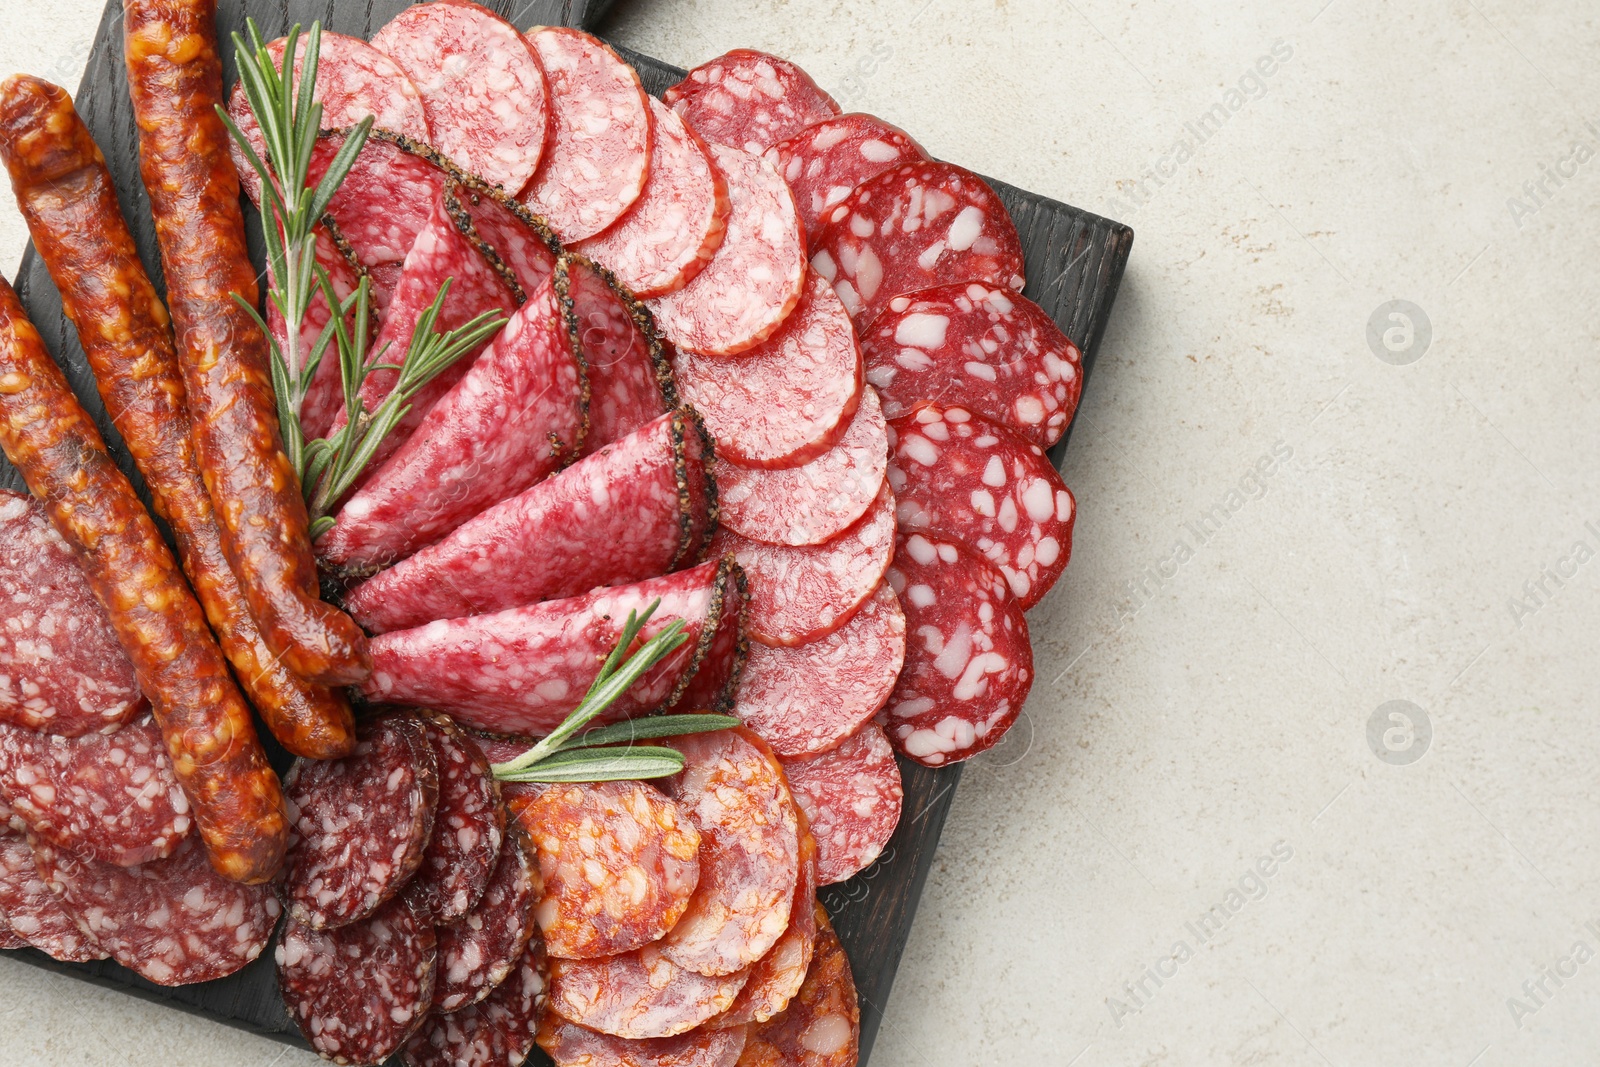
1, 2, 1133, 1063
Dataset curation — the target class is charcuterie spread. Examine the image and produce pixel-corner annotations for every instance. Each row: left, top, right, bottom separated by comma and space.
0, 6, 1093, 1065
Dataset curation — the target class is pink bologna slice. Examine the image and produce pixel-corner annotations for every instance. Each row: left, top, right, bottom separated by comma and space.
370, 0, 550, 193
664, 49, 839, 155
864, 282, 1082, 449
709, 485, 895, 648
884, 533, 1033, 767
764, 112, 928, 245
0, 831, 107, 962
889, 404, 1075, 609
434, 832, 542, 1012
576, 97, 730, 298
674, 269, 862, 471
0, 492, 142, 736
548, 942, 750, 1040
811, 161, 1026, 330
648, 145, 806, 358
401, 938, 549, 1067
780, 723, 903, 884
403, 716, 504, 925
523, 27, 653, 242
539, 1017, 749, 1067
360, 557, 744, 736
560, 254, 673, 453
282, 228, 364, 442
736, 581, 905, 759
715, 816, 819, 1026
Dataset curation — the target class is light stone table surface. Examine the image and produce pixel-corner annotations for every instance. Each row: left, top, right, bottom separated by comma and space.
4, 1, 1600, 1064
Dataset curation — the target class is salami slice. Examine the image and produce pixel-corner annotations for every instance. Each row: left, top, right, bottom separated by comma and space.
664, 566, 747, 717
434, 833, 542, 1013
33, 834, 279, 984
401, 938, 548, 1067
361, 557, 743, 736
811, 161, 1026, 330
318, 131, 450, 308
540, 1017, 749, 1067
522, 27, 653, 241
0, 832, 106, 962
864, 282, 1082, 449
451, 178, 559, 302
661, 729, 800, 977
282, 714, 439, 930
664, 50, 839, 155
513, 779, 701, 959
278, 896, 437, 1066
780, 723, 902, 884
736, 581, 905, 759
548, 943, 750, 1040
0, 908, 25, 951
714, 386, 886, 548
284, 227, 366, 442
405, 716, 504, 924
716, 818, 818, 1026
0, 492, 142, 736
674, 270, 861, 471
371, 1, 551, 194
884, 533, 1033, 766
765, 112, 928, 244
648, 145, 806, 358
737, 907, 858, 1067
889, 404, 1075, 608
710, 485, 894, 648
0, 717, 189, 868
560, 255, 673, 453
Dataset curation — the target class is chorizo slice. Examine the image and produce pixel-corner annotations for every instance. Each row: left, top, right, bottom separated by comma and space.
714, 815, 819, 1026
548, 943, 750, 1040
737, 906, 859, 1067
540, 1016, 749, 1067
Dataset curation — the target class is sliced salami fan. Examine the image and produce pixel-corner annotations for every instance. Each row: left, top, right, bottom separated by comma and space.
884, 533, 1033, 766
513, 779, 701, 959
0, 492, 142, 736
434, 833, 542, 1013
33, 835, 279, 985
811, 160, 1026, 329
450, 178, 559, 301
715, 385, 886, 547
781, 723, 902, 884
736, 581, 905, 759
649, 145, 806, 358
661, 729, 800, 978
362, 557, 744, 736
282, 714, 439, 930
559, 254, 673, 453
864, 282, 1082, 449
540, 1016, 749, 1067
716, 817, 819, 1026
889, 404, 1075, 608
402, 938, 548, 1067
0, 832, 107, 962
548, 942, 750, 1040
765, 112, 928, 244
0, 717, 189, 868
317, 130, 450, 305
665, 567, 747, 716
404, 716, 504, 924
738, 906, 859, 1067
278, 896, 437, 1066
523, 27, 653, 241
710, 485, 895, 648
576, 98, 730, 298
283, 227, 365, 442
674, 269, 861, 471
664, 50, 839, 155
371, 0, 550, 194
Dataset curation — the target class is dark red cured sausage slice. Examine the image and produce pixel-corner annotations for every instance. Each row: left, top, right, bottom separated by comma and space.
541, 1016, 749, 1067
345, 409, 711, 634
889, 404, 1075, 609
780, 723, 902, 884
401, 938, 548, 1067
0, 831, 107, 962
716, 817, 818, 1026
282, 715, 439, 930
674, 269, 861, 472
280, 228, 365, 443
404, 716, 503, 925
737, 906, 858, 1067
764, 112, 927, 246
0, 492, 142, 735
560, 254, 673, 454
664, 50, 839, 155
884, 533, 1033, 766
451, 178, 559, 302
649, 146, 806, 358
522, 27, 653, 241
33, 834, 279, 984
0, 908, 25, 951
0, 717, 189, 868
548, 942, 750, 1040
361, 557, 743, 736
715, 386, 886, 547
865, 283, 1082, 449
278, 896, 437, 1066
736, 581, 904, 759
576, 98, 730, 298
811, 161, 1026, 330
710, 485, 895, 648
371, 1, 550, 195
434, 832, 541, 1013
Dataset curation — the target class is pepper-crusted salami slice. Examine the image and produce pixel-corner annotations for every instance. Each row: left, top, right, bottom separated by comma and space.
649, 146, 806, 358
811, 161, 1026, 330
675, 269, 862, 471
0, 832, 107, 962
405, 716, 503, 924
665, 564, 747, 717
434, 833, 541, 1012
885, 533, 1033, 766
717, 817, 818, 1026
765, 112, 928, 244
736, 581, 905, 759
282, 715, 439, 930
559, 254, 673, 454
780, 723, 902, 884
451, 177, 559, 302
371, 1, 550, 194
318, 130, 449, 306
278, 897, 437, 1066
889, 404, 1075, 608
402, 938, 548, 1067
865, 283, 1082, 449
664, 50, 839, 155
711, 485, 895, 648
540, 1017, 749, 1067
737, 907, 858, 1067
33, 834, 280, 985
549, 943, 750, 1040
0, 492, 142, 736
715, 386, 886, 548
